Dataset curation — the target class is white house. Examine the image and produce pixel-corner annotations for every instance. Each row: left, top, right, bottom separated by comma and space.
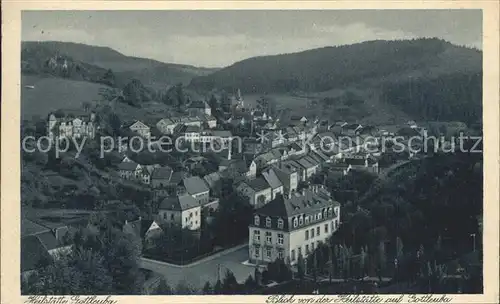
248, 185, 340, 265
128, 120, 151, 139
158, 194, 201, 230
236, 177, 273, 207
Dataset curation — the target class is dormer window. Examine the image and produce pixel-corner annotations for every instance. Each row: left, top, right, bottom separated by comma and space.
318, 212, 322, 220
299, 215, 304, 226
323, 209, 328, 218
328, 207, 333, 216
293, 217, 298, 228
305, 215, 310, 225
266, 217, 272, 228
254, 215, 260, 226
277, 218, 284, 229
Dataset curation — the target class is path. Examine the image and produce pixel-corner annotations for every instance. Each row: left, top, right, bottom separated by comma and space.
139, 245, 255, 289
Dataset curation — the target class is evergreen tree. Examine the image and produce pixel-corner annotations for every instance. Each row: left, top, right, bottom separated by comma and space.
202, 281, 212, 295
156, 279, 174, 295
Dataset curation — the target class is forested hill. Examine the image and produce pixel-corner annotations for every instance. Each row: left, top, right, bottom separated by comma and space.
189, 38, 482, 124
21, 41, 218, 88
189, 38, 481, 93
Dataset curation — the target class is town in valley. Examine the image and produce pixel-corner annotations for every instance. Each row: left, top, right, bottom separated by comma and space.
20, 10, 483, 296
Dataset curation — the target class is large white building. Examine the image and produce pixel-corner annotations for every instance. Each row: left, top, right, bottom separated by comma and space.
47, 110, 96, 140
248, 184, 340, 265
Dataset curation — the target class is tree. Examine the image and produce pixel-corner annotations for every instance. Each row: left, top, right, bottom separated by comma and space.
100, 69, 116, 87
175, 280, 196, 295
297, 253, 305, 281
244, 275, 256, 293
156, 279, 174, 295
360, 246, 368, 279
222, 269, 239, 294
377, 241, 387, 282
213, 279, 223, 294
202, 281, 212, 295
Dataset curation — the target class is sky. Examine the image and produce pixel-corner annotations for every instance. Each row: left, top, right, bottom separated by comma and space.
22, 10, 482, 68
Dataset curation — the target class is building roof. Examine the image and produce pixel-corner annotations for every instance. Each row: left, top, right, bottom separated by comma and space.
182, 176, 209, 194
262, 169, 283, 189
21, 218, 50, 237
185, 125, 201, 133
203, 172, 222, 189
151, 167, 173, 180
245, 177, 271, 192
159, 194, 199, 211
255, 185, 339, 224
344, 157, 367, 166
211, 130, 232, 137
36, 231, 60, 251
296, 157, 316, 169
21, 235, 53, 272
118, 161, 139, 171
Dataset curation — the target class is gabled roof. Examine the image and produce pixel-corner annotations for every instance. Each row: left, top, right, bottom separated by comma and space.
296, 157, 317, 169
151, 167, 173, 180
22, 218, 50, 237
128, 120, 150, 130
256, 186, 339, 219
118, 161, 139, 171
244, 177, 271, 192
262, 169, 283, 189
182, 176, 209, 194
185, 125, 201, 133
159, 194, 199, 211
21, 235, 53, 272
36, 231, 60, 251
203, 172, 222, 189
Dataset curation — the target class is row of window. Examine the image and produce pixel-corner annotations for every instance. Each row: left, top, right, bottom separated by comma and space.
254, 216, 284, 229
291, 240, 324, 261
292, 207, 335, 228
253, 230, 284, 245
254, 207, 337, 229
254, 247, 284, 260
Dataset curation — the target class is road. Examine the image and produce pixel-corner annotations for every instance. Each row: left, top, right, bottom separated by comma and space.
139, 245, 255, 289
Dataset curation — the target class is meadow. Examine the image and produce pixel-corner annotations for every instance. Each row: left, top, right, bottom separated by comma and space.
21, 75, 109, 119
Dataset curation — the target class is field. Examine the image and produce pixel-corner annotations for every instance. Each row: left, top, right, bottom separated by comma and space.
21, 75, 109, 119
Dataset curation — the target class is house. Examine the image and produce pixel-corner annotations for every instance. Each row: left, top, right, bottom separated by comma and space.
262, 168, 284, 200
188, 100, 212, 116
180, 176, 210, 206
270, 163, 299, 196
128, 120, 151, 139
344, 155, 379, 174
295, 157, 319, 180
151, 166, 174, 188
236, 177, 273, 207
254, 151, 280, 169
248, 184, 340, 264
158, 194, 201, 230
140, 220, 163, 250
342, 123, 363, 136
118, 161, 139, 180
227, 158, 257, 179
204, 115, 217, 129
47, 110, 96, 140
137, 164, 159, 185
156, 118, 179, 135
201, 130, 233, 148
21, 235, 53, 279
182, 125, 201, 142
203, 171, 223, 192
21, 219, 73, 279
